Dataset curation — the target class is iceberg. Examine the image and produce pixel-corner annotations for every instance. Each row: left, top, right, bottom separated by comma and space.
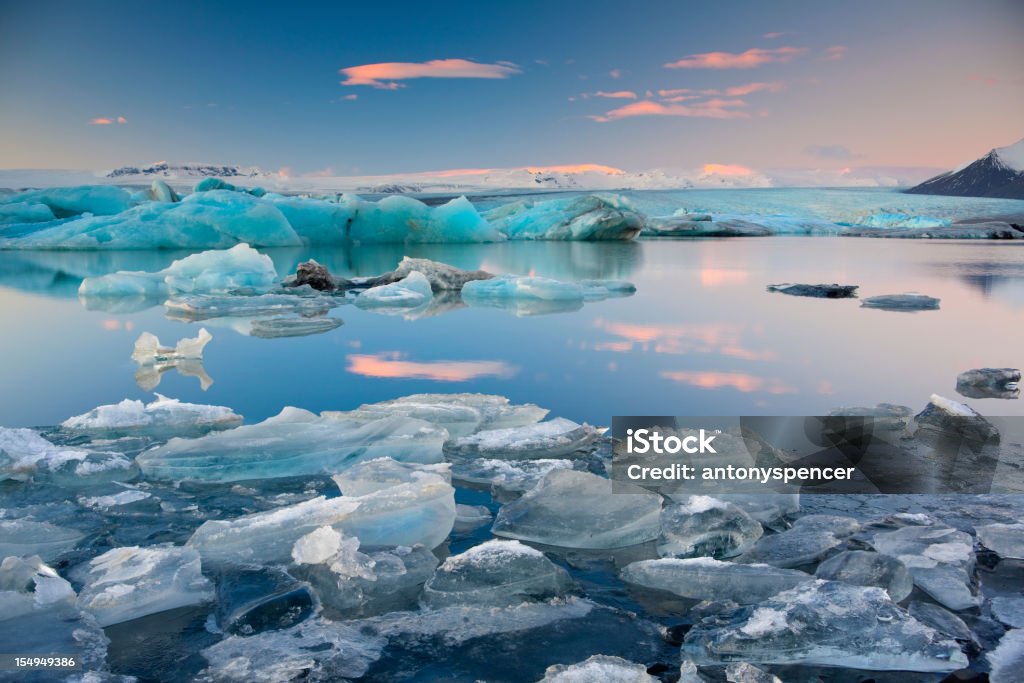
484, 194, 644, 241
187, 460, 456, 563
131, 329, 214, 390
956, 367, 1021, 400
62, 394, 241, 438
0, 185, 133, 218
861, 293, 941, 311
870, 525, 980, 611
814, 550, 913, 602
682, 580, 968, 672
249, 315, 343, 338
914, 394, 999, 443
148, 179, 179, 203
462, 275, 636, 315
342, 194, 504, 243
975, 522, 1024, 560
79, 243, 278, 298
75, 544, 215, 626
621, 558, 812, 603
0, 426, 133, 482
766, 283, 858, 298
421, 539, 573, 608
492, 470, 663, 549
446, 418, 601, 460
644, 215, 772, 237
0, 518, 85, 561
0, 200, 56, 225
657, 496, 763, 559
355, 271, 434, 309
136, 407, 447, 483
390, 256, 494, 291
537, 655, 657, 682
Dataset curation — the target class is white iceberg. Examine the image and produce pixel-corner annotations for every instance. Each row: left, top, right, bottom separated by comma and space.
62, 394, 241, 438
75, 544, 214, 626
484, 194, 643, 241
131, 328, 214, 391
355, 271, 434, 309
538, 654, 657, 682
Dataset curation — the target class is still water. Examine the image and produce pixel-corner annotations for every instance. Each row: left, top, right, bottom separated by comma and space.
1, 235, 1022, 428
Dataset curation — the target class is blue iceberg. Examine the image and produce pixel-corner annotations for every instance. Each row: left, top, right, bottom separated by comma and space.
484, 194, 643, 240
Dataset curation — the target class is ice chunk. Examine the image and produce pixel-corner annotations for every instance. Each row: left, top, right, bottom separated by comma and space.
137, 408, 446, 482
454, 503, 493, 531
485, 194, 644, 241
392, 256, 494, 291
725, 662, 782, 683
538, 654, 657, 682
0, 519, 85, 561
291, 526, 345, 566
80, 489, 152, 510
187, 460, 456, 563
343, 194, 504, 243
861, 293, 941, 311
0, 185, 133, 217
422, 539, 573, 608
329, 393, 548, 438
657, 496, 763, 559
766, 283, 858, 298
870, 525, 980, 610
331, 457, 453, 496
991, 596, 1024, 628
644, 215, 772, 237
75, 544, 214, 626
62, 394, 241, 438
79, 243, 278, 298
289, 258, 339, 291
908, 601, 978, 643
683, 580, 967, 672
448, 456, 575, 495
131, 329, 214, 390
988, 629, 1024, 683
462, 275, 634, 315
0, 426, 133, 482
855, 213, 951, 229
446, 418, 601, 460
707, 493, 800, 525
214, 565, 315, 636
735, 527, 842, 568
914, 394, 998, 443
492, 470, 663, 549
976, 522, 1024, 560
956, 367, 1021, 400
621, 558, 812, 603
0, 200, 56, 225
355, 271, 434, 309
814, 550, 913, 602
789, 513, 860, 537
148, 179, 180, 203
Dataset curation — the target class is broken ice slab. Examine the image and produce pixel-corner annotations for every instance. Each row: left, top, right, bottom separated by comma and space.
74, 544, 214, 626
492, 470, 663, 549
621, 558, 813, 604
990, 596, 1024, 628
422, 539, 574, 608
453, 504, 493, 531
0, 426, 134, 483
131, 328, 213, 390
249, 315, 343, 338
725, 662, 783, 683
913, 393, 1000, 443
658, 496, 763, 559
354, 270, 434, 310
537, 654, 657, 682
462, 275, 636, 316
0, 519, 85, 561
164, 291, 340, 321
62, 394, 241, 439
447, 456, 575, 495
703, 493, 801, 526
0, 555, 110, 671
136, 407, 446, 483
908, 601, 979, 644
483, 194, 644, 241
445, 418, 601, 460
988, 629, 1024, 683
956, 368, 1021, 400
814, 550, 913, 602
682, 580, 968, 672
214, 565, 315, 636
734, 524, 844, 568
870, 525, 980, 611
187, 460, 456, 564
766, 283, 858, 298
861, 293, 941, 311
326, 393, 548, 439
975, 523, 1024, 560
79, 243, 279, 298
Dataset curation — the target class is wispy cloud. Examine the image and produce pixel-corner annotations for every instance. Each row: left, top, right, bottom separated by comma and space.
803, 144, 855, 160
591, 90, 638, 99
763, 31, 787, 39
822, 45, 847, 61
609, 68, 624, 79
340, 58, 520, 89
722, 81, 785, 96
660, 370, 797, 394
702, 163, 754, 177
665, 46, 807, 69
346, 352, 517, 382
89, 116, 127, 125
590, 98, 749, 122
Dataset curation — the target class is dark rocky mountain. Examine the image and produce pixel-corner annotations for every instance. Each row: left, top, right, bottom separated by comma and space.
906, 138, 1024, 199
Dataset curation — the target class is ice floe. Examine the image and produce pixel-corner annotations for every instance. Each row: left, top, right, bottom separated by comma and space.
813, 550, 913, 602
446, 418, 601, 460
0, 518, 85, 561
62, 394, 241, 438
537, 654, 657, 682
462, 275, 635, 315
870, 524, 980, 611
766, 282, 858, 298
657, 496, 763, 559
354, 270, 433, 309
0, 426, 133, 482
861, 293, 941, 311
975, 522, 1024, 560
621, 557, 812, 604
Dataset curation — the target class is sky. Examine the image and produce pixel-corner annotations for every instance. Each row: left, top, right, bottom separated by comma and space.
1, 0, 1022, 176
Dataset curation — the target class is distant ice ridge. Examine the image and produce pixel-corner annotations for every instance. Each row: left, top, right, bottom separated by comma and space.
853, 213, 951, 229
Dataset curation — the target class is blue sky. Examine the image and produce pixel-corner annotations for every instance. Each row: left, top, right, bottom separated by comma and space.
1, 0, 1022, 174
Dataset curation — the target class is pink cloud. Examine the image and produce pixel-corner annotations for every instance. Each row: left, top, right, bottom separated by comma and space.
665, 46, 808, 69
609, 68, 623, 79
342, 93, 358, 101
702, 163, 754, 176
723, 81, 785, 96
340, 58, 520, 89
763, 31, 787, 39
592, 90, 637, 99
823, 45, 847, 61
346, 353, 517, 382
89, 116, 127, 125
660, 370, 796, 394
591, 98, 748, 122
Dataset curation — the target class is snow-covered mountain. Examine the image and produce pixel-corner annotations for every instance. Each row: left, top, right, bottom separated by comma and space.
105, 162, 270, 180
906, 138, 1024, 199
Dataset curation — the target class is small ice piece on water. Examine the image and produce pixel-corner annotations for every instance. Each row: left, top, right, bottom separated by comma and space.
355, 270, 433, 309
956, 367, 1021, 399
422, 539, 573, 608
75, 544, 214, 626
870, 525, 980, 611
725, 662, 782, 683
537, 654, 657, 682
492, 470, 663, 549
332, 393, 548, 438
766, 283, 858, 298
79, 243, 279, 298
657, 496, 763, 559
682, 580, 968, 672
988, 629, 1024, 683
136, 408, 446, 482
62, 394, 241, 439
0, 518, 85, 561
484, 194, 644, 241
861, 293, 941, 311
187, 459, 456, 564
461, 275, 635, 316
621, 557, 812, 604
914, 393, 999, 443
814, 550, 913, 602
454, 503, 493, 531
132, 328, 214, 390
975, 522, 1024, 560
991, 596, 1024, 628
391, 256, 494, 291
735, 525, 843, 568
0, 426, 133, 482
446, 417, 601, 460
0, 555, 109, 671
148, 179, 179, 203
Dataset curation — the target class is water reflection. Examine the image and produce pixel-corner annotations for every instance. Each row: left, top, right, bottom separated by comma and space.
590, 319, 775, 361
659, 370, 797, 394
346, 353, 518, 382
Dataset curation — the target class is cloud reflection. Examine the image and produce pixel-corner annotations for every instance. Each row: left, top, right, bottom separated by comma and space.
591, 318, 775, 360
347, 352, 518, 382
660, 370, 796, 394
